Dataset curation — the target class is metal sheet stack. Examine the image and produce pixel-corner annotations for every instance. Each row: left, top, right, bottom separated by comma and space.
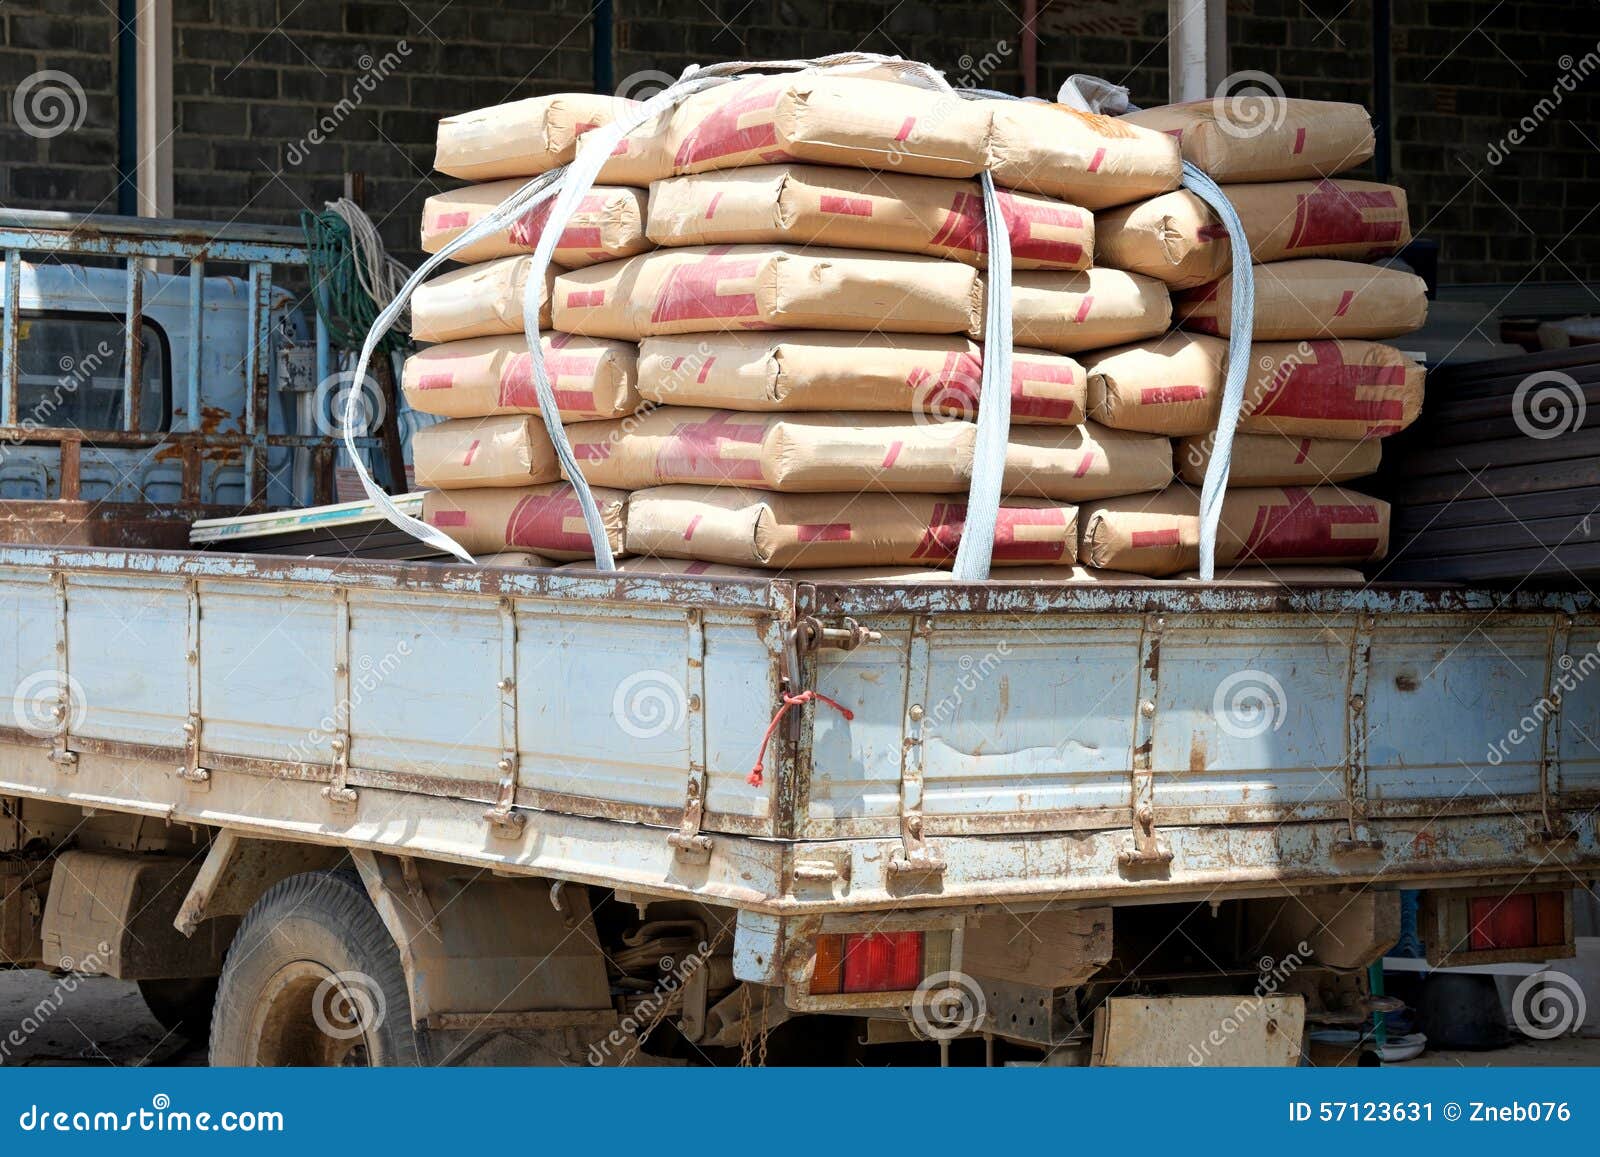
1083, 97, 1430, 576
400, 82, 1425, 581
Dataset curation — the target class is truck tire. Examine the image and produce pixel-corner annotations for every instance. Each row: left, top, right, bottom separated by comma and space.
208, 869, 421, 1066
137, 977, 218, 1038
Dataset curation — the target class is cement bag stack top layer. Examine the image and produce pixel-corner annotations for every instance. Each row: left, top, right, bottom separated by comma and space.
432, 76, 1185, 209
434, 92, 658, 184
1120, 98, 1375, 183
645, 164, 1094, 270
1094, 179, 1413, 289
1176, 258, 1429, 341
401, 333, 640, 421
422, 482, 629, 559
635, 332, 1085, 425
421, 182, 651, 268
1080, 484, 1390, 576
623, 485, 1080, 569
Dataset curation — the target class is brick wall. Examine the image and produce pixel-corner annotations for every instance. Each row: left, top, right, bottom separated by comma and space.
0, 0, 1595, 287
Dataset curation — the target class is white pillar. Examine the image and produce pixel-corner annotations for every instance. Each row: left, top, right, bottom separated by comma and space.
135, 0, 173, 219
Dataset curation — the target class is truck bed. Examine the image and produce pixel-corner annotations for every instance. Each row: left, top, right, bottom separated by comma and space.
1, 544, 1595, 915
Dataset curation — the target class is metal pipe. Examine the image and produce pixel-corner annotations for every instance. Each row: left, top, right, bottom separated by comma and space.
123, 259, 143, 432
186, 257, 204, 432
1020, 0, 1038, 97
1168, 0, 1210, 104
1, 251, 19, 425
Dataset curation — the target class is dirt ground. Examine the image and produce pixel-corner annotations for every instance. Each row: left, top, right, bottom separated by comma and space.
1, 969, 1596, 1067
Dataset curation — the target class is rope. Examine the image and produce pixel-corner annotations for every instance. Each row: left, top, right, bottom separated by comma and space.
748, 690, 854, 787
1177, 162, 1254, 580
300, 200, 412, 352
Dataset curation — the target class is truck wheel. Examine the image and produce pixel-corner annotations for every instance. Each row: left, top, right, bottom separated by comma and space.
208, 869, 420, 1066
138, 977, 218, 1038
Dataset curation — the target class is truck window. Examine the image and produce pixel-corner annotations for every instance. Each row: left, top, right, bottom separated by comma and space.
7, 312, 169, 432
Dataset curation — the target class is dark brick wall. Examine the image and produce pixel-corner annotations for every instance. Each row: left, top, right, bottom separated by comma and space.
0, 0, 1595, 286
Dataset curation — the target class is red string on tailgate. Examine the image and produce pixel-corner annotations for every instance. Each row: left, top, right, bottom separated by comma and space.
748, 690, 853, 788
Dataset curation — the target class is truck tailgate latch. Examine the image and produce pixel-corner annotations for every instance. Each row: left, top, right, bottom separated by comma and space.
175, 714, 211, 789
483, 753, 527, 838
668, 770, 714, 864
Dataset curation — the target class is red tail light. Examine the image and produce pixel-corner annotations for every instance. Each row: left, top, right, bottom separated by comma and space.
1468, 891, 1566, 951
810, 931, 925, 995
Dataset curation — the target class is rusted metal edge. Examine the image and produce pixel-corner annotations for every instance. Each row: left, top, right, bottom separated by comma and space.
798, 581, 1600, 618
0, 547, 800, 614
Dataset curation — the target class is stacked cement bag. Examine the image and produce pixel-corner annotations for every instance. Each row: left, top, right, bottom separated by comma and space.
1079, 97, 1428, 576
408, 76, 1186, 570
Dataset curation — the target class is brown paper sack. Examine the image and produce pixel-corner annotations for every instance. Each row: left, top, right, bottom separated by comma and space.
624, 485, 1079, 569
565, 558, 1120, 582
421, 182, 650, 267
554, 245, 983, 340
1239, 340, 1425, 439
478, 551, 555, 568
1120, 99, 1374, 183
1176, 432, 1381, 486
401, 333, 639, 421
1084, 331, 1228, 435
411, 256, 555, 343
1001, 268, 1172, 354
1081, 484, 1389, 576
646, 164, 1092, 271
983, 100, 1183, 209
422, 483, 628, 560
434, 92, 658, 185
1176, 259, 1428, 341
1095, 180, 1412, 289
650, 73, 990, 180
567, 407, 975, 493
412, 416, 560, 490
636, 332, 1085, 425
1002, 423, 1173, 501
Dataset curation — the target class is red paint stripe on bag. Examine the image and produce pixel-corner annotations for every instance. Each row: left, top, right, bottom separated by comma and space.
882, 440, 903, 469
1140, 385, 1205, 404
1074, 451, 1097, 478
566, 289, 605, 308
683, 514, 702, 540
1131, 528, 1180, 547
415, 373, 454, 391
430, 510, 468, 527
1333, 290, 1355, 317
1294, 438, 1312, 464
1293, 127, 1306, 154
797, 523, 850, 542
434, 211, 470, 230
704, 192, 723, 217
894, 117, 916, 142
820, 195, 873, 217
461, 439, 480, 467
1073, 295, 1095, 323
1087, 147, 1106, 172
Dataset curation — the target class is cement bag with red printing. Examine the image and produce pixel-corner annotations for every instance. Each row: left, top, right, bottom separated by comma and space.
421, 182, 650, 267
1084, 331, 1228, 435
1120, 98, 1374, 183
1176, 259, 1428, 341
410, 257, 555, 343
1079, 484, 1390, 576
1001, 269, 1172, 354
566, 407, 976, 493
421, 482, 628, 559
1095, 179, 1413, 289
623, 485, 1080, 569
1241, 340, 1425, 439
433, 92, 659, 185
635, 332, 1086, 425
412, 415, 560, 489
401, 333, 640, 421
554, 245, 983, 340
644, 164, 1093, 270
1176, 432, 1381, 487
